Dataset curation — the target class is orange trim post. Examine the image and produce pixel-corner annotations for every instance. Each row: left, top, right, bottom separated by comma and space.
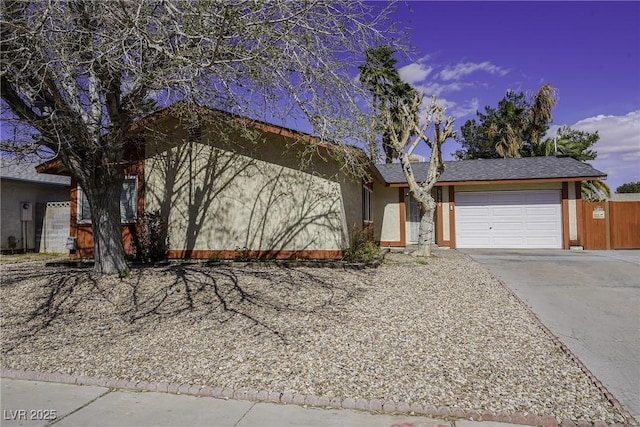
605, 201, 612, 250
574, 181, 583, 247
561, 182, 570, 249
436, 188, 443, 246
449, 187, 456, 249
399, 188, 407, 247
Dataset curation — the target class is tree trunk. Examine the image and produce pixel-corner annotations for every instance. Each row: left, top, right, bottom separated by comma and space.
84, 177, 129, 275
415, 198, 436, 257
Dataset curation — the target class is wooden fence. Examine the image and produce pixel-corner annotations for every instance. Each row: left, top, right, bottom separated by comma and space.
582, 201, 640, 249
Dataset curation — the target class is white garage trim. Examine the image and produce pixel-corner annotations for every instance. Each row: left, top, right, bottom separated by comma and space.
455, 190, 562, 249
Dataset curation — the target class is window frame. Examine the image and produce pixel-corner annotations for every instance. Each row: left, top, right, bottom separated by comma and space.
77, 176, 138, 224
362, 184, 373, 224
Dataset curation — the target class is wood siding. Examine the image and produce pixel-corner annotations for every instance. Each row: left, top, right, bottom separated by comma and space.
582, 201, 640, 250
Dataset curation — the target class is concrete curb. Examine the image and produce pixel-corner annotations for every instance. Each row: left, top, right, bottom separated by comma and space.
474, 261, 638, 427
0, 367, 633, 427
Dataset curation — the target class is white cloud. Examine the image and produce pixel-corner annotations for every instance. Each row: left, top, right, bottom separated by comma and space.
551, 111, 640, 190
439, 61, 509, 81
398, 62, 433, 85
433, 97, 456, 110
450, 98, 480, 119
415, 81, 468, 97
573, 111, 640, 160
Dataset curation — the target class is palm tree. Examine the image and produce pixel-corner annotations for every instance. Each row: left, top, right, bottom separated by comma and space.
527, 83, 558, 153
493, 84, 558, 158
540, 127, 610, 200
359, 47, 399, 162
359, 46, 417, 163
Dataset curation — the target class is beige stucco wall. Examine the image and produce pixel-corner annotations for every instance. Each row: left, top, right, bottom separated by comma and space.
144, 118, 362, 253
372, 183, 400, 243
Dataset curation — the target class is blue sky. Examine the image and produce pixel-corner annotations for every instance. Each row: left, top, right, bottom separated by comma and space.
390, 1, 640, 192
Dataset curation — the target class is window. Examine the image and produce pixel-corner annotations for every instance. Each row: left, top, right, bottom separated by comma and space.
78, 177, 138, 224
362, 185, 372, 223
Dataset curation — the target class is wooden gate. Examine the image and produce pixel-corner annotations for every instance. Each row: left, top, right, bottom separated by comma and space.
582, 201, 640, 249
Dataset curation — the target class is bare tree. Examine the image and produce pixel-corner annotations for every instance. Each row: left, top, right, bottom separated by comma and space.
387, 94, 455, 257
1, 1, 398, 274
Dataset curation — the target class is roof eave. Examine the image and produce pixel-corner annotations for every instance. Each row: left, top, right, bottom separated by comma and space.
36, 159, 70, 176
384, 176, 607, 187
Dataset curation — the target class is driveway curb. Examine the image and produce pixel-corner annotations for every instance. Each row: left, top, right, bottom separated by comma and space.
0, 366, 632, 427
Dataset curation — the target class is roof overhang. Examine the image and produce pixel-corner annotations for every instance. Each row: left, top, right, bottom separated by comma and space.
384, 176, 606, 188
35, 158, 69, 176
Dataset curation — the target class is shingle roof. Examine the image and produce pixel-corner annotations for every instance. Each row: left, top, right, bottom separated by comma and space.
374, 156, 607, 185
1, 159, 71, 186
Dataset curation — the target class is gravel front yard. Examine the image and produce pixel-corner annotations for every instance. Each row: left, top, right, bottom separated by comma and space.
0, 251, 626, 423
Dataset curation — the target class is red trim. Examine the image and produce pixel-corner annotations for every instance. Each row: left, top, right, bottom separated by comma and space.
572, 181, 583, 246
449, 187, 456, 249
166, 249, 343, 260
379, 241, 405, 247
399, 188, 407, 247
562, 182, 570, 249
436, 191, 443, 246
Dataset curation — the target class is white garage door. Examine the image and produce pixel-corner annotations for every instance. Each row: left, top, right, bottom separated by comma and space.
455, 190, 562, 248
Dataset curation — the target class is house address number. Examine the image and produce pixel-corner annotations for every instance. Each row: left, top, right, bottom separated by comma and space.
592, 207, 605, 219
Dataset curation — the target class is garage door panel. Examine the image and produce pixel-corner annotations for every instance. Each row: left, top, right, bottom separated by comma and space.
490, 193, 523, 205
455, 190, 562, 249
460, 207, 490, 216
492, 222, 524, 231
525, 206, 558, 215
526, 192, 560, 203
456, 193, 488, 206
526, 221, 559, 231
492, 206, 524, 217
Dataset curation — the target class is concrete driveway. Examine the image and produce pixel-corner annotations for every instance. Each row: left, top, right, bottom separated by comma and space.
462, 249, 640, 423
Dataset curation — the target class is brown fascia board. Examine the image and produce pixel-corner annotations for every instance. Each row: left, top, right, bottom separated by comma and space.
35, 158, 69, 176
384, 176, 607, 187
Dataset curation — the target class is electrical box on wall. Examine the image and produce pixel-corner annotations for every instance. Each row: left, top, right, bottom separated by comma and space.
20, 202, 33, 221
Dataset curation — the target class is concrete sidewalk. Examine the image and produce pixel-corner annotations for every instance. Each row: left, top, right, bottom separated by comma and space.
1, 378, 518, 427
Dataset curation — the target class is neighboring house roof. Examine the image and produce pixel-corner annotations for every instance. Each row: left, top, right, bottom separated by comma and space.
374, 156, 607, 185
1, 159, 71, 186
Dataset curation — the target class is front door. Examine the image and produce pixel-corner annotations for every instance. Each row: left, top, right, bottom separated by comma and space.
406, 193, 421, 243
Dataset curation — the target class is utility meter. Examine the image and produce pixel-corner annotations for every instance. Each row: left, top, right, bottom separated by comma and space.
20, 202, 33, 221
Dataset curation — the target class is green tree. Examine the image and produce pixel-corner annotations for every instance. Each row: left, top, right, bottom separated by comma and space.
616, 181, 640, 193
359, 46, 417, 163
1, 1, 396, 274
535, 127, 610, 200
534, 126, 598, 161
454, 84, 558, 159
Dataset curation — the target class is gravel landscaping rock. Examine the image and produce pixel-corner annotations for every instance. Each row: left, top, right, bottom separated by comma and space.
0, 250, 627, 423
